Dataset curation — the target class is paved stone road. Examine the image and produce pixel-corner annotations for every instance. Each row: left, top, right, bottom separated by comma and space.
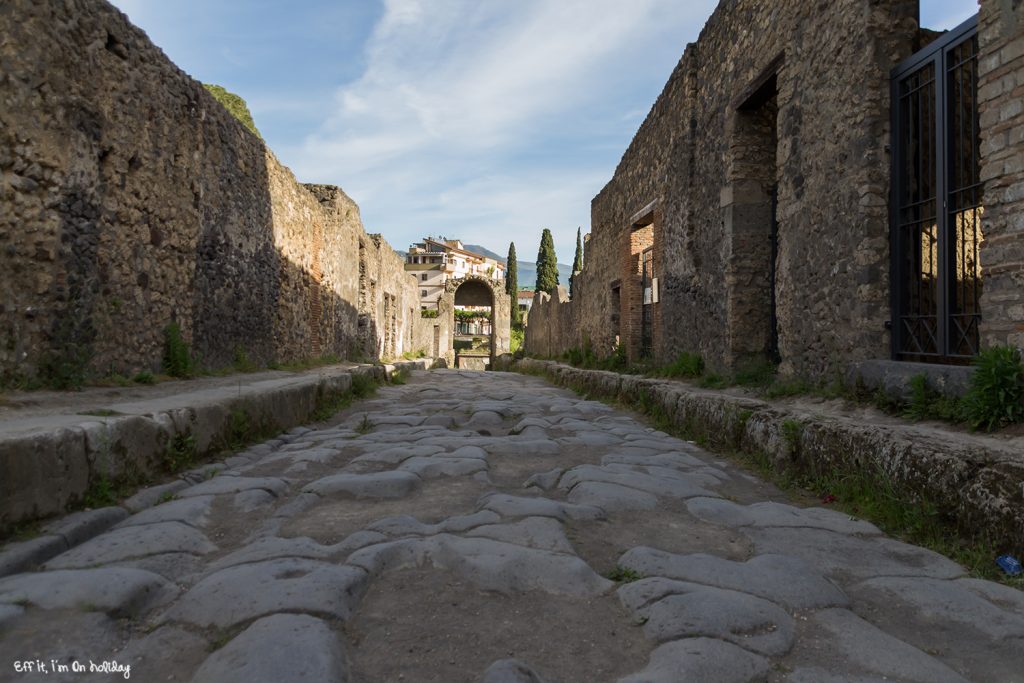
1, 370, 1022, 682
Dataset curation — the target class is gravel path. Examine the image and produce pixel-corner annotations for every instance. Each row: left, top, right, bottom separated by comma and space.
1, 369, 1022, 682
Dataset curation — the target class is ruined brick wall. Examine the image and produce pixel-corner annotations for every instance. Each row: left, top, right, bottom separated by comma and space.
977, 0, 1024, 350
0, 0, 424, 383
528, 0, 926, 378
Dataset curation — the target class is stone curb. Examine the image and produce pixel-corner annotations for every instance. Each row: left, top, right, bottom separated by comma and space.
0, 360, 435, 553
513, 359, 1024, 555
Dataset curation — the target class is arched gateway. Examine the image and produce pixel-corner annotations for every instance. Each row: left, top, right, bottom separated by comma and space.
435, 275, 511, 369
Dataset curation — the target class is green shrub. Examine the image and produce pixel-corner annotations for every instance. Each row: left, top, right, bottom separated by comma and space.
903, 374, 964, 423
510, 325, 525, 354
133, 370, 155, 384
203, 84, 262, 139
162, 323, 193, 378
232, 345, 256, 373
963, 346, 1024, 431
662, 352, 704, 378
420, 309, 439, 319
733, 359, 776, 388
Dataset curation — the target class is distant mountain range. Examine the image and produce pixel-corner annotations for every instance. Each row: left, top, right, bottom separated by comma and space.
464, 244, 573, 291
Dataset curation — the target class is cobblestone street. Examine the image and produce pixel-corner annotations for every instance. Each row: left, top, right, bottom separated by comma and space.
2, 369, 1022, 682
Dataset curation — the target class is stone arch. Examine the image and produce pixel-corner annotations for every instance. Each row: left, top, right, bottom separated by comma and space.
436, 275, 511, 369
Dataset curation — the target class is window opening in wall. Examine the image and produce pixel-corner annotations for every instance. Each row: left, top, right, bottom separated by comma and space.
891, 16, 980, 362
641, 247, 655, 358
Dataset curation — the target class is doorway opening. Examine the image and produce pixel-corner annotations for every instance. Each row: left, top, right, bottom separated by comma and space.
724, 66, 780, 368
452, 279, 494, 370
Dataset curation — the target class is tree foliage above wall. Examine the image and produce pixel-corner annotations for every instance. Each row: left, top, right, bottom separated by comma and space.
203, 83, 262, 139
535, 228, 559, 294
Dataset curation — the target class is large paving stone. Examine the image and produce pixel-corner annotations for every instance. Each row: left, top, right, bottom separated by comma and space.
523, 468, 564, 491
851, 576, 1024, 639
567, 481, 659, 511
785, 608, 969, 683
205, 536, 333, 572
351, 443, 444, 465
0, 567, 177, 616
479, 494, 605, 521
559, 464, 717, 499
178, 476, 288, 499
42, 507, 129, 547
367, 510, 500, 537
304, 470, 422, 498
686, 497, 882, 535
399, 455, 488, 479
636, 585, 795, 656
483, 439, 561, 456
618, 638, 770, 683
743, 527, 965, 581
617, 549, 848, 610
162, 558, 368, 628
347, 534, 613, 597
602, 453, 706, 470
45, 521, 216, 568
123, 480, 191, 513
192, 614, 348, 683
116, 495, 215, 529
0, 535, 68, 578
466, 516, 576, 554
482, 658, 550, 683
0, 603, 24, 627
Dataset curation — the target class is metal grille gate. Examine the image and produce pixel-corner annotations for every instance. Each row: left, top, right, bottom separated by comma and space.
891, 17, 982, 362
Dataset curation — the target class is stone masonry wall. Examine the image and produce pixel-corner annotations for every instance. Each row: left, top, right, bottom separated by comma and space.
529, 0, 1024, 379
0, 0, 429, 383
977, 0, 1024, 351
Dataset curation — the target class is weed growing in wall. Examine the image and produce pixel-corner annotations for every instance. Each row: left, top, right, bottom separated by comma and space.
163, 433, 196, 474
903, 374, 964, 423
162, 323, 194, 378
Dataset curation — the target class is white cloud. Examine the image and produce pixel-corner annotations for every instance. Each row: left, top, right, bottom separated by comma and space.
290, 0, 715, 257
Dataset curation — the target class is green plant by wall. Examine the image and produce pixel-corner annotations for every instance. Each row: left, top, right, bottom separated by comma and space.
510, 324, 525, 354
660, 352, 705, 378
420, 309, 439, 319
203, 84, 262, 139
963, 345, 1024, 431
232, 345, 257, 373
163, 433, 196, 473
781, 419, 803, 457
162, 322, 193, 378
903, 374, 964, 423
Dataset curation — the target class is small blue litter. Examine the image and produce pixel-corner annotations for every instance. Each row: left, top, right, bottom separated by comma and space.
996, 555, 1022, 576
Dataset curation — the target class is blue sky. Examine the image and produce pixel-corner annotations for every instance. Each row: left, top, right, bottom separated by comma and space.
110, 0, 978, 263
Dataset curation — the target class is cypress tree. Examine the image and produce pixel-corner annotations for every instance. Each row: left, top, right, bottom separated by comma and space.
506, 242, 521, 325
535, 228, 559, 293
569, 227, 583, 298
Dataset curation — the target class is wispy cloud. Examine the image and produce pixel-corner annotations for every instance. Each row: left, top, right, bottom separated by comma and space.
289, 0, 715, 258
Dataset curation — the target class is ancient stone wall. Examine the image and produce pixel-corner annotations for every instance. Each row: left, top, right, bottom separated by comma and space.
977, 0, 1024, 351
529, 0, 1000, 379
0, 0, 429, 383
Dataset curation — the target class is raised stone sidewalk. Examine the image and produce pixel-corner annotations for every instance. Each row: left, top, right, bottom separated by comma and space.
0, 360, 434, 539
1, 368, 1021, 681
515, 359, 1024, 556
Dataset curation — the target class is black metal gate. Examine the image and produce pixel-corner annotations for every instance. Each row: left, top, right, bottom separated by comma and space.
891, 16, 981, 362
640, 247, 654, 358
